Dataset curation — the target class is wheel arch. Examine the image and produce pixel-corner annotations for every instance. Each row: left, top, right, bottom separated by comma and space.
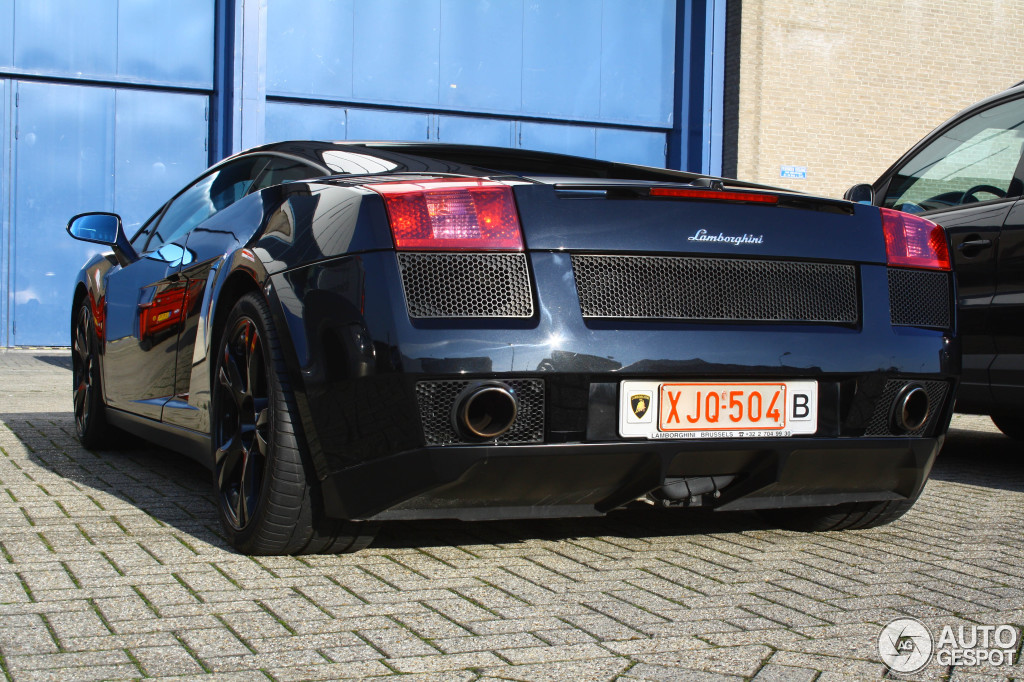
71, 283, 88, 337
208, 263, 333, 487
209, 268, 264, 373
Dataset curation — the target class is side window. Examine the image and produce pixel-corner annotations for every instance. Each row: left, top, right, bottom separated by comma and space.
130, 207, 165, 249
142, 156, 270, 253
884, 97, 1024, 213
251, 156, 322, 191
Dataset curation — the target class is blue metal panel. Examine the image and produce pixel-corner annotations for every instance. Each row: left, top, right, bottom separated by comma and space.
704, 0, 725, 176
114, 90, 210, 235
117, 0, 215, 87
520, 122, 595, 158
14, 82, 115, 346
265, 101, 347, 143
346, 108, 429, 142
0, 1, 12, 67
211, 0, 236, 161
0, 79, 7, 345
237, 0, 268, 152
596, 128, 666, 167
521, 0, 601, 120
669, 0, 723, 174
600, 0, 675, 125
353, 0, 439, 105
437, 115, 513, 147
267, 0, 353, 99
14, 1, 117, 76
439, 0, 522, 113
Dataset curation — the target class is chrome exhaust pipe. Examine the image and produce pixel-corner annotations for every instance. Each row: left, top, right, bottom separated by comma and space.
453, 382, 519, 440
891, 384, 930, 433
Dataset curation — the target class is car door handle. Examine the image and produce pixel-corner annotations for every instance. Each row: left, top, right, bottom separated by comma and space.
957, 239, 992, 252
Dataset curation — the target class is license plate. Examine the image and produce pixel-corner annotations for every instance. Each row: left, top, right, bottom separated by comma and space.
619, 380, 817, 439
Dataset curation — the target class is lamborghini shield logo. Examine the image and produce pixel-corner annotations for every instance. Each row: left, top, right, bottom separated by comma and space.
630, 394, 650, 419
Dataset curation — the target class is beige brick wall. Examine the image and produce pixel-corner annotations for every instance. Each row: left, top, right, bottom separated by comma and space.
726, 0, 1024, 199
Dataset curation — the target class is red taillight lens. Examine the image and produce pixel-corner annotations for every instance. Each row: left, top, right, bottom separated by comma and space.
880, 208, 950, 270
367, 180, 524, 251
650, 187, 779, 204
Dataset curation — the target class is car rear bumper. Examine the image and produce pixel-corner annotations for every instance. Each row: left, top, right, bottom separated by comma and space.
319, 435, 943, 521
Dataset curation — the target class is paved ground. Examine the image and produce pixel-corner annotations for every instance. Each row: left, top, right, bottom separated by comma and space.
1, 349, 1023, 681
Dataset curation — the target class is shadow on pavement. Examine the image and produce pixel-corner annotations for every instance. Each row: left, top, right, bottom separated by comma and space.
2, 410, 768, 552
1, 411, 231, 552
931, 425, 1024, 492
374, 506, 768, 551
32, 353, 72, 371
4, 409, 1021, 553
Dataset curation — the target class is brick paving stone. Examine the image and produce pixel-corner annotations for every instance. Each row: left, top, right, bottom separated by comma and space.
601, 635, 710, 656
267, 660, 393, 680
483, 658, 631, 681
387, 651, 504, 673
8, 664, 142, 682
497, 642, 614, 665
5, 650, 131, 671
750, 663, 818, 682
3, 349, 1024, 680
433, 632, 546, 654
0, 614, 59, 654
130, 645, 205, 676
466, 616, 569, 635
621, 662, 744, 681
357, 626, 439, 657
634, 644, 772, 677
533, 628, 597, 645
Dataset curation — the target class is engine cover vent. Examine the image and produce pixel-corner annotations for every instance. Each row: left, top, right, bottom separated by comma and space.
572, 254, 858, 323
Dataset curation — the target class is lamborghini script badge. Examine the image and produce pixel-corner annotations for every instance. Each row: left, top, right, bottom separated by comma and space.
630, 394, 650, 419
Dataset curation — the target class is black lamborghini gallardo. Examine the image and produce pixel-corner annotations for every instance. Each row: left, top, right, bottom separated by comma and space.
66, 142, 959, 554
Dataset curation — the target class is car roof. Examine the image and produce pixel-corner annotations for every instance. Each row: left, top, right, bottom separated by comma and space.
214, 140, 781, 191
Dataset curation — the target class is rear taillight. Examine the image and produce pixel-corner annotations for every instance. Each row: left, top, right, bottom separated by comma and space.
367, 179, 524, 251
880, 208, 950, 270
650, 187, 779, 204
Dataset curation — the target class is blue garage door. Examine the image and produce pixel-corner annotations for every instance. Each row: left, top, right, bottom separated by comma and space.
11, 81, 208, 346
264, 0, 674, 166
265, 104, 665, 166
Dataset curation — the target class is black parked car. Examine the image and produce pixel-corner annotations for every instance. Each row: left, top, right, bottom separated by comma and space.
67, 141, 958, 555
847, 81, 1024, 439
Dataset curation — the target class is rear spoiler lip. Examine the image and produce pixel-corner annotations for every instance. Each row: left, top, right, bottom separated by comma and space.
550, 182, 856, 215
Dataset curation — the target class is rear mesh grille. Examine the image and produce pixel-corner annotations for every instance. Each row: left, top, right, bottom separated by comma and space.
864, 379, 949, 437
415, 379, 545, 446
572, 254, 858, 323
398, 252, 533, 318
888, 268, 951, 329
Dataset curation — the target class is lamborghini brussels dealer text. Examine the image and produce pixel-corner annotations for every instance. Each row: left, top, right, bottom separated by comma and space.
66, 142, 959, 554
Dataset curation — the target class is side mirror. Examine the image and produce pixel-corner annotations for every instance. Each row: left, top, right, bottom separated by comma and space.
67, 212, 138, 267
844, 184, 875, 204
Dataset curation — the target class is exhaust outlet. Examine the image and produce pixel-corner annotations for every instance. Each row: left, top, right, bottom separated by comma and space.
453, 382, 519, 440
891, 384, 930, 433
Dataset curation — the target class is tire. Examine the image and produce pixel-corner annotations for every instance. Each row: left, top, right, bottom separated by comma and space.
759, 496, 919, 532
991, 413, 1024, 440
211, 292, 376, 555
72, 301, 111, 449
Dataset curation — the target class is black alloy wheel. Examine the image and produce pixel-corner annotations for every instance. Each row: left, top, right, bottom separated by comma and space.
72, 302, 109, 448
214, 315, 270, 531
211, 292, 377, 555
